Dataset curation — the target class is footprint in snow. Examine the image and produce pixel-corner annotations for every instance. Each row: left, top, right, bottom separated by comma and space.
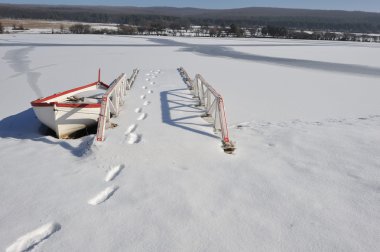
105, 165, 124, 182
150, 82, 155, 85
125, 124, 137, 134
148, 90, 153, 94
143, 101, 151, 106
140, 94, 146, 100
135, 107, 142, 113
137, 113, 147, 121
142, 86, 147, 89
6, 222, 61, 252
126, 132, 141, 144
88, 186, 119, 206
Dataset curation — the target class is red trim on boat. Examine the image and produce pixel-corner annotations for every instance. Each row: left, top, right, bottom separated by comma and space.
31, 102, 56, 107
31, 102, 101, 108
31, 81, 98, 103
56, 103, 101, 108
30, 81, 109, 107
99, 82, 109, 89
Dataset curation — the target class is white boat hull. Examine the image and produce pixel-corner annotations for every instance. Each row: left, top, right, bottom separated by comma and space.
31, 79, 108, 139
33, 105, 101, 138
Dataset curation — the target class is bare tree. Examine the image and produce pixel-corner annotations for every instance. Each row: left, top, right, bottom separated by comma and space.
117, 24, 137, 35
69, 24, 91, 34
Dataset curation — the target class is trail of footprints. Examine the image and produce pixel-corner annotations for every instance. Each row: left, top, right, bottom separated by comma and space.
88, 69, 161, 206
10, 165, 126, 250
124, 69, 159, 144
88, 164, 124, 206
90, 69, 161, 203
6, 165, 126, 249
88, 69, 161, 207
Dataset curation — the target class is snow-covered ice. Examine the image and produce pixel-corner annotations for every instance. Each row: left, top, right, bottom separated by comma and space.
1, 34, 380, 251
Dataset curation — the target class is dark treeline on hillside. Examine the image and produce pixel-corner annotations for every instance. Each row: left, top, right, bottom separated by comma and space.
1, 4, 380, 33
63, 23, 379, 43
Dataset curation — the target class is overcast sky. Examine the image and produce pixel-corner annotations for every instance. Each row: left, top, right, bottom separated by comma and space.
0, 0, 379, 12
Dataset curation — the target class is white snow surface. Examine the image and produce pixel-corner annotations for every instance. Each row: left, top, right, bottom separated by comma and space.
0, 34, 380, 251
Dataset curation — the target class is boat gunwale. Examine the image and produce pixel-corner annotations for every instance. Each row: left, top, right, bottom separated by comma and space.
31, 81, 109, 108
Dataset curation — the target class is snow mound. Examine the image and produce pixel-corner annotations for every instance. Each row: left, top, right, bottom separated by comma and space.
126, 132, 141, 144
88, 186, 119, 206
125, 124, 137, 135
6, 222, 61, 252
105, 165, 124, 182
137, 113, 147, 121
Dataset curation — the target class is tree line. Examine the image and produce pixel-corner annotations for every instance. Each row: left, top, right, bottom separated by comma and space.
1, 4, 380, 33
1, 19, 377, 42
64, 23, 379, 42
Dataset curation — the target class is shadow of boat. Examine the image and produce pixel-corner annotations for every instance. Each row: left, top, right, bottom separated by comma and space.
0, 108, 94, 157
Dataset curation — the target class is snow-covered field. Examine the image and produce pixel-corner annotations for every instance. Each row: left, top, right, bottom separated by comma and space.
0, 34, 379, 251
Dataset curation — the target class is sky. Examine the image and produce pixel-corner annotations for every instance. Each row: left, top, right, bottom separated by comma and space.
0, 0, 379, 12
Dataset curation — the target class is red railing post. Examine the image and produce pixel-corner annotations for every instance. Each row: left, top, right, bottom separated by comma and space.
95, 70, 138, 142
179, 68, 235, 153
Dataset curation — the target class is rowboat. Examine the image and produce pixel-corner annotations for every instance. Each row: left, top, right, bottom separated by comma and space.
31, 72, 109, 139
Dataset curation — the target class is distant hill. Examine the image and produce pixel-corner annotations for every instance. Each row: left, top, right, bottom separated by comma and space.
1, 4, 380, 33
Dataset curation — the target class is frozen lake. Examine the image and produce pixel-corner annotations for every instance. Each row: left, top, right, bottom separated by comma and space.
1, 34, 380, 122
1, 35, 379, 252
